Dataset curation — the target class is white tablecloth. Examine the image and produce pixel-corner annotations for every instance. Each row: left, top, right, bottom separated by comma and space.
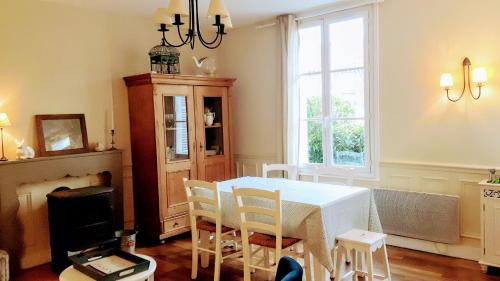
216, 177, 382, 272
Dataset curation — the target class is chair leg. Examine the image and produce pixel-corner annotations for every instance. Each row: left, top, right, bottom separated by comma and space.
366, 251, 374, 281
200, 230, 210, 268
334, 245, 343, 281
303, 243, 312, 281
191, 230, 199, 279
214, 231, 222, 281
264, 248, 271, 281
242, 237, 251, 281
382, 243, 391, 281
351, 249, 357, 281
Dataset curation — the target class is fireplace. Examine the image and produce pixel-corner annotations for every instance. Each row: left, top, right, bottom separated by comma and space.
47, 186, 117, 273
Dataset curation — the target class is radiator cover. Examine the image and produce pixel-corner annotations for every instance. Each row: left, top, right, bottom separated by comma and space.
373, 188, 460, 244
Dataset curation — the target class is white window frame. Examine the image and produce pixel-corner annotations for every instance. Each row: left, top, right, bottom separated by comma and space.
297, 5, 379, 179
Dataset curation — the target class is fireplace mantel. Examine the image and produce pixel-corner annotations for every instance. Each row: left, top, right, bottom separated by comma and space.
0, 150, 123, 275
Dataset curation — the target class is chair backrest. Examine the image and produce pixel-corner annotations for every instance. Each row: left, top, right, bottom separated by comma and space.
232, 187, 282, 264
262, 163, 298, 180
183, 179, 221, 230
275, 256, 303, 281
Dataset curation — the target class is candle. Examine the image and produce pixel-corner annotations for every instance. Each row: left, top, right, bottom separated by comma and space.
110, 108, 115, 130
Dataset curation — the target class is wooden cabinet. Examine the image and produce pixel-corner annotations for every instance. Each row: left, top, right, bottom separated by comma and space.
479, 180, 500, 272
124, 74, 236, 241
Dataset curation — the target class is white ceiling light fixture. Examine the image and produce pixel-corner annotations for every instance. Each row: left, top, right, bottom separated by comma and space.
155, 0, 231, 49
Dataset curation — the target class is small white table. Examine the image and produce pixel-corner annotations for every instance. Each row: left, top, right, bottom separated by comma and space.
59, 254, 156, 281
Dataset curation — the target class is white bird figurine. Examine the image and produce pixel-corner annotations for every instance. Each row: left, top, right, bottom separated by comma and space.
192, 56, 217, 76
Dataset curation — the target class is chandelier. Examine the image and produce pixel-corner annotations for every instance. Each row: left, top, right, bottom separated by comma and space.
154, 0, 232, 50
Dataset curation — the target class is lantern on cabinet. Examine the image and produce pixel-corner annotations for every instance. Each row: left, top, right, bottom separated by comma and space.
149, 44, 180, 74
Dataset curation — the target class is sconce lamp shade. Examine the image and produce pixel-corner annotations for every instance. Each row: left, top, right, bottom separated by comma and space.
439, 73, 453, 89
473, 67, 487, 84
208, 0, 230, 18
167, 0, 189, 17
440, 73, 453, 88
0, 113, 11, 127
155, 8, 173, 25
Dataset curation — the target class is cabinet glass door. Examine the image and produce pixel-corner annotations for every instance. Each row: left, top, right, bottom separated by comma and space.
195, 86, 230, 182
164, 96, 190, 162
202, 96, 225, 157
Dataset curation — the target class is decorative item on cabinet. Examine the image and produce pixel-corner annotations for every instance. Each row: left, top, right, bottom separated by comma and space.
123, 73, 236, 241
193, 56, 217, 76
479, 176, 500, 273
149, 44, 180, 74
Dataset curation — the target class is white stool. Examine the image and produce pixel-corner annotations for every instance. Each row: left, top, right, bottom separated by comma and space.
59, 254, 156, 281
335, 229, 391, 281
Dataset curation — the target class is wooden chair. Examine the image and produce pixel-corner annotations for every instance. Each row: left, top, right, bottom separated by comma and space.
232, 187, 311, 281
184, 179, 241, 281
262, 164, 298, 180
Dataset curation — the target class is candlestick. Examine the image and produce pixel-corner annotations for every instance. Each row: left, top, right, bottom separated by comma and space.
109, 129, 117, 150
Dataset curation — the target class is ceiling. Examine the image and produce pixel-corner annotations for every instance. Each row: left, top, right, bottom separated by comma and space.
40, 0, 341, 28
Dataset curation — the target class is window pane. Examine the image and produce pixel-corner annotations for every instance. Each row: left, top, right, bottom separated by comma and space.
330, 70, 365, 118
299, 25, 322, 74
299, 120, 323, 164
332, 120, 365, 166
299, 74, 322, 119
329, 17, 364, 70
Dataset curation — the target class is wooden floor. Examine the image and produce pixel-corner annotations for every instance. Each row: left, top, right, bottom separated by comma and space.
16, 233, 500, 281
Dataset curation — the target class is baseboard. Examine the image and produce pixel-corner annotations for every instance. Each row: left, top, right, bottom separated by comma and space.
386, 234, 481, 261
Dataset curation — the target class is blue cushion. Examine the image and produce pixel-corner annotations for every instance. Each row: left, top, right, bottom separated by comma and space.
275, 256, 303, 281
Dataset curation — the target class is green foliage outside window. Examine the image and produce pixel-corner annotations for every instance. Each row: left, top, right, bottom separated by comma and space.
306, 96, 365, 165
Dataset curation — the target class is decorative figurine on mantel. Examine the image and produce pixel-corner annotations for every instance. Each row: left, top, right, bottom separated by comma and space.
15, 139, 35, 160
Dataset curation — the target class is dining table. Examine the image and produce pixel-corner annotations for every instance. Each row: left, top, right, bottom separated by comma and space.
213, 176, 382, 279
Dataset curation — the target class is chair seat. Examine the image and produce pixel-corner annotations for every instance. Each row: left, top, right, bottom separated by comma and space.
249, 232, 301, 249
197, 220, 233, 233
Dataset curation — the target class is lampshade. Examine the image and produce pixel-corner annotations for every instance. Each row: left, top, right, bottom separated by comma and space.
167, 0, 189, 17
0, 113, 11, 127
208, 0, 230, 18
440, 73, 453, 88
221, 16, 232, 28
473, 67, 487, 84
154, 8, 173, 25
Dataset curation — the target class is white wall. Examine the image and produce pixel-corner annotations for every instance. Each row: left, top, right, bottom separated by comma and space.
218, 24, 282, 162
379, 0, 500, 167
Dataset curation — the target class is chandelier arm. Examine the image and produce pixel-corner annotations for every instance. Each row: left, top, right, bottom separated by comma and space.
199, 32, 224, 49
162, 31, 189, 48
194, 0, 223, 46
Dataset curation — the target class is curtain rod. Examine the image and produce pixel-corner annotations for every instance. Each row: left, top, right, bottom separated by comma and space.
295, 0, 383, 21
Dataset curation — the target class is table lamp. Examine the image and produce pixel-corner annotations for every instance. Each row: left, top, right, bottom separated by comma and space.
0, 113, 11, 161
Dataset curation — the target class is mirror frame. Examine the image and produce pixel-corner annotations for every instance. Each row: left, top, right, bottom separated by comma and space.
35, 114, 89, 157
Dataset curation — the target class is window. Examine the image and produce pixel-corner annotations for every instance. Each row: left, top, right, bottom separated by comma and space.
297, 7, 377, 176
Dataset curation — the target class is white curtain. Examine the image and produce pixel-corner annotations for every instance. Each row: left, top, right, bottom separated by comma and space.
278, 14, 299, 165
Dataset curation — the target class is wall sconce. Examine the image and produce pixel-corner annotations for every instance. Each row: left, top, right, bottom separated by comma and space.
440, 57, 488, 102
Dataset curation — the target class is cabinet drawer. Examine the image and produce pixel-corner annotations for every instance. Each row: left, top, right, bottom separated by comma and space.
167, 202, 189, 217
163, 215, 190, 234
